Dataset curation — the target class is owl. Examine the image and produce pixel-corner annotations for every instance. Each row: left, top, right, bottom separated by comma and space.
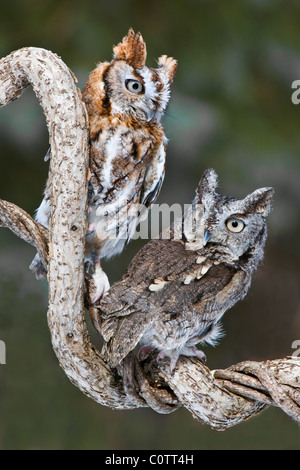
98, 169, 274, 373
30, 29, 177, 302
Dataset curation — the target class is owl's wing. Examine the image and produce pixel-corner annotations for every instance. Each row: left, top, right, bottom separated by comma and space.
140, 173, 164, 209
124, 238, 197, 282
139, 141, 166, 208
100, 238, 200, 328
155, 262, 248, 327
99, 239, 196, 365
101, 308, 156, 367
101, 262, 245, 366
100, 281, 158, 366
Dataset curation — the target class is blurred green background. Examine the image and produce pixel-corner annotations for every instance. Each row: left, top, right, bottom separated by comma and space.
0, 0, 299, 450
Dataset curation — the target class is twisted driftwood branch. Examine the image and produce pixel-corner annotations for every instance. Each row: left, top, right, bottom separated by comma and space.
0, 199, 48, 267
0, 47, 299, 429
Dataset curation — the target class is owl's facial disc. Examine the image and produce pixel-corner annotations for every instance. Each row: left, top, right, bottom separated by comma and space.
202, 210, 248, 250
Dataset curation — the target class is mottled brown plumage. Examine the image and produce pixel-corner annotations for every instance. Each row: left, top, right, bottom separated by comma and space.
31, 29, 177, 301
98, 169, 274, 372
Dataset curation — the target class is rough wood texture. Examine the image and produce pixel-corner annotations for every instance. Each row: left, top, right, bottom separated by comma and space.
0, 199, 48, 267
0, 47, 299, 428
0, 47, 140, 411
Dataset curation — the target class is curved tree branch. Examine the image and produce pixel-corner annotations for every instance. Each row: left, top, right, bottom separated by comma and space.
0, 199, 48, 267
214, 358, 300, 424
0, 47, 141, 411
0, 47, 299, 429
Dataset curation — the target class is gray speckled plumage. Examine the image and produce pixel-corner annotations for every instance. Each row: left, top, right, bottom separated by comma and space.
98, 169, 274, 372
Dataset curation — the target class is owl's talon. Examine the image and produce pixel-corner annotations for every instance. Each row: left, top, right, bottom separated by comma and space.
138, 345, 155, 361
155, 350, 179, 374
91, 286, 109, 305
188, 346, 207, 364
156, 350, 166, 362
29, 254, 47, 280
91, 266, 110, 304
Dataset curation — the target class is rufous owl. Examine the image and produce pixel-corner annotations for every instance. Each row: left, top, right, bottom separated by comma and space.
30, 29, 177, 302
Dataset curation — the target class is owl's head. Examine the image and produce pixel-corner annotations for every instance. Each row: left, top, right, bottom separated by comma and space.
82, 29, 177, 125
195, 169, 274, 262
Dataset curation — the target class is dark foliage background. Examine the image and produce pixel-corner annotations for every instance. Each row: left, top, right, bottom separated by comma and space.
0, 0, 299, 449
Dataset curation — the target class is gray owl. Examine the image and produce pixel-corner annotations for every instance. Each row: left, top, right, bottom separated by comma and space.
98, 169, 274, 372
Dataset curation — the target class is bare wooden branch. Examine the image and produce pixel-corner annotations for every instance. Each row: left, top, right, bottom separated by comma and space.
0, 199, 48, 267
0, 47, 299, 429
214, 358, 300, 423
0, 47, 141, 411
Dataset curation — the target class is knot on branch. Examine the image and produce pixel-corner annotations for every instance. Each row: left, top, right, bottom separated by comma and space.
214, 359, 300, 423
118, 353, 181, 414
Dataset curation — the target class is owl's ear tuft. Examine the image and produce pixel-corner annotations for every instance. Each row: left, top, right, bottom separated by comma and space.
113, 28, 147, 69
243, 187, 274, 216
196, 168, 218, 204
157, 55, 178, 83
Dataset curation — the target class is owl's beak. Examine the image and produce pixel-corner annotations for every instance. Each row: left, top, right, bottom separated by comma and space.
130, 106, 155, 122
203, 230, 212, 246
146, 109, 155, 122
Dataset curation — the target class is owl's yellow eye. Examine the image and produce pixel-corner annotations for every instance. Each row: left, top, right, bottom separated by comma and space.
226, 217, 245, 233
125, 79, 144, 94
